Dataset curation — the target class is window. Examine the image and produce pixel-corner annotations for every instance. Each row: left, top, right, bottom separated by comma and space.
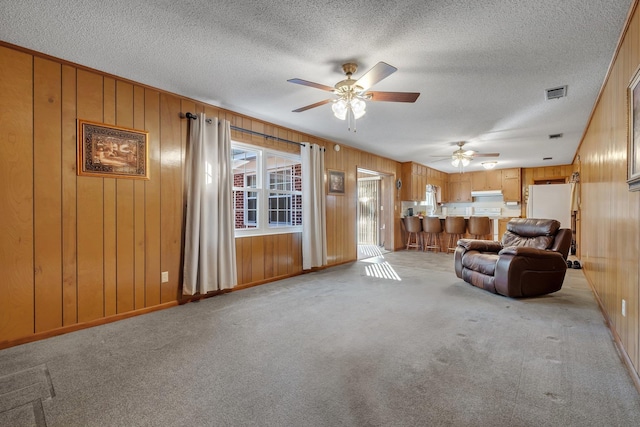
232, 142, 302, 236
245, 174, 257, 226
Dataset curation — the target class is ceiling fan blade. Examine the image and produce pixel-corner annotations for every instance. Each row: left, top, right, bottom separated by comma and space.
354, 62, 397, 91
287, 78, 335, 92
427, 158, 451, 164
472, 153, 500, 157
292, 99, 332, 112
366, 91, 420, 103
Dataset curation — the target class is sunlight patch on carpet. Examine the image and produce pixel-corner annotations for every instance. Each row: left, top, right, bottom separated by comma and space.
365, 261, 402, 281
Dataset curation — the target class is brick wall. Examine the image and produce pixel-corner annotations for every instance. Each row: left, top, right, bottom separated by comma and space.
234, 172, 245, 228
293, 164, 302, 226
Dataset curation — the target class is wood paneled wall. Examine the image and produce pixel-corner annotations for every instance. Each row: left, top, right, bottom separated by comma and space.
576, 0, 640, 378
0, 43, 403, 346
0, 46, 186, 343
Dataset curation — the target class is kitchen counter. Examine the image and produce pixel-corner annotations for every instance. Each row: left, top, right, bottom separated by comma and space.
402, 215, 522, 242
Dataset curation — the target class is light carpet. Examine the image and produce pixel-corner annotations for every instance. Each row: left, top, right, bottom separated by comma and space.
1, 251, 639, 426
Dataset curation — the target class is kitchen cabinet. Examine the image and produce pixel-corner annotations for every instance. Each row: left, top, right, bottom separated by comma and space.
501, 168, 521, 202
471, 170, 502, 191
470, 171, 485, 191
401, 162, 428, 201
401, 162, 447, 202
486, 170, 502, 190
448, 173, 472, 202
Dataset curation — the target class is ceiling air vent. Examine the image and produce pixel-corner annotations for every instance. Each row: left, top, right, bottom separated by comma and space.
549, 133, 563, 139
546, 85, 567, 100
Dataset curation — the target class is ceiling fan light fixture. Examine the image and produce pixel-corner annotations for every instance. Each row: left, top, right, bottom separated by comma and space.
332, 97, 366, 121
482, 161, 497, 169
332, 99, 348, 120
451, 155, 470, 167
351, 98, 366, 119
289, 61, 418, 132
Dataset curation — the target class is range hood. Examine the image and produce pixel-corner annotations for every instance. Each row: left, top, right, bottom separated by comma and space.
471, 190, 503, 197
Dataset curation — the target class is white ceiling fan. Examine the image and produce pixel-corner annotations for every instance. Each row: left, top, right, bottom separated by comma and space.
432, 141, 500, 172
287, 61, 420, 132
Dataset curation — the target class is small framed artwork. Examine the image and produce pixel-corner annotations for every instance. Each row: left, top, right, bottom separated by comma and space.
628, 67, 640, 191
77, 119, 149, 180
327, 169, 345, 195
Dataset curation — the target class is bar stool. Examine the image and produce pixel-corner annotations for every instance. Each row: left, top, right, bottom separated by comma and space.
467, 216, 491, 240
422, 216, 443, 252
445, 216, 466, 253
404, 216, 422, 250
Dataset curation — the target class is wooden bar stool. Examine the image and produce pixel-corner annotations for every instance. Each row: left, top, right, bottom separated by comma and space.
422, 216, 443, 252
467, 216, 491, 239
445, 216, 466, 253
404, 216, 422, 250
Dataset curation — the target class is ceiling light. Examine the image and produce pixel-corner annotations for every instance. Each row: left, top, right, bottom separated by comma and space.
332, 94, 367, 131
451, 148, 472, 171
482, 161, 497, 169
331, 99, 348, 120
350, 98, 366, 119
332, 98, 366, 120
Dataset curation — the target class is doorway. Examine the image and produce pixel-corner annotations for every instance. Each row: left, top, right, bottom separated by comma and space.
357, 169, 393, 259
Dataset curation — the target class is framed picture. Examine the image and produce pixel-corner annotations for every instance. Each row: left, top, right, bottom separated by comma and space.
327, 169, 345, 195
628, 68, 640, 191
77, 119, 149, 180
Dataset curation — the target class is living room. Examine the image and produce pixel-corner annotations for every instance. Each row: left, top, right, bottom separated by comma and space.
1, 1, 640, 425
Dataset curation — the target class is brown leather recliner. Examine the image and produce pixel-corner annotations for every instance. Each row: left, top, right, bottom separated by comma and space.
454, 218, 572, 297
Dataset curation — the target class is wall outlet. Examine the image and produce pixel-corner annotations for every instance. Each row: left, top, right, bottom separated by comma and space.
161, 271, 169, 283
622, 299, 626, 317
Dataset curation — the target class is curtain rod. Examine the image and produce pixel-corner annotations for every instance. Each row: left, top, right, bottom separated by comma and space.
183, 112, 306, 147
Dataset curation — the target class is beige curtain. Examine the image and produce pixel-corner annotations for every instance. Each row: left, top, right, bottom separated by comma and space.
183, 113, 237, 295
301, 143, 327, 269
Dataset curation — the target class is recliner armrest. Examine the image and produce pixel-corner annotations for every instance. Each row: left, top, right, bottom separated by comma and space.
498, 246, 564, 259
457, 239, 503, 253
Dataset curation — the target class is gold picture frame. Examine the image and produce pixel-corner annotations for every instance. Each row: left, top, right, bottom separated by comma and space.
327, 169, 345, 195
77, 119, 149, 180
628, 67, 640, 191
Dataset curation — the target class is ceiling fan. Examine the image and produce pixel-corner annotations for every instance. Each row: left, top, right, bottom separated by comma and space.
433, 141, 500, 171
287, 62, 420, 131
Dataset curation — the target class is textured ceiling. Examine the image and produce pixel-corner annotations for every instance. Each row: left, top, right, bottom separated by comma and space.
0, 0, 632, 172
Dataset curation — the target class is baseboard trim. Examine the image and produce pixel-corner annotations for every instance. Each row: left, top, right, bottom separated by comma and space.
0, 301, 178, 351
1, 261, 357, 351
582, 268, 640, 395
231, 260, 355, 291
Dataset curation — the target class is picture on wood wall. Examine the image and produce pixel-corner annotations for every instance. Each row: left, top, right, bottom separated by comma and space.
327, 169, 345, 195
77, 120, 149, 179
628, 68, 640, 191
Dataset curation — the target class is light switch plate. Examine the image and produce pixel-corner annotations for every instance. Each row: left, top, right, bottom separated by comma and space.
161, 271, 169, 283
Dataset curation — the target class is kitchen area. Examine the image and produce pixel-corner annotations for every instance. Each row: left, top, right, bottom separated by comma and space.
399, 162, 522, 245
398, 161, 578, 251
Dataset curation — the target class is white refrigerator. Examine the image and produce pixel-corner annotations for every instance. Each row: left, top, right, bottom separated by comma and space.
526, 184, 572, 229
